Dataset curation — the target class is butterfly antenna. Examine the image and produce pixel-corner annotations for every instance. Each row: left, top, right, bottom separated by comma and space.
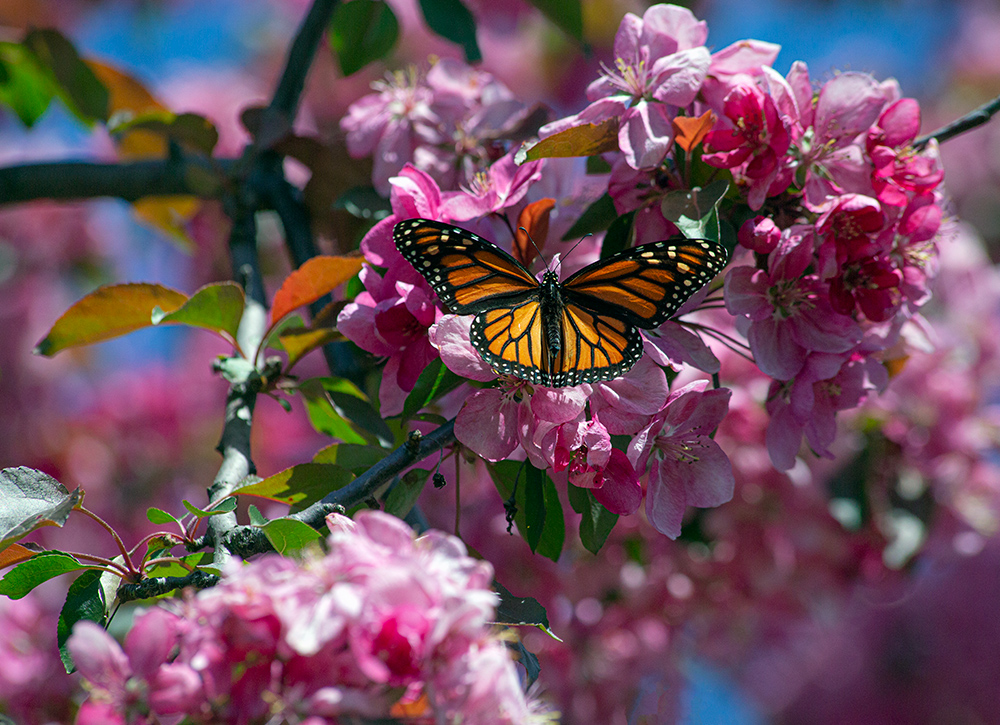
563, 232, 594, 264
518, 226, 549, 270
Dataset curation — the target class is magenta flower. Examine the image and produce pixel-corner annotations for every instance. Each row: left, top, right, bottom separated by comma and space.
540, 3, 710, 169
765, 353, 888, 470
68, 608, 199, 725
867, 98, 944, 207
828, 256, 903, 322
738, 215, 781, 253
700, 37, 782, 111
628, 380, 735, 538
725, 226, 862, 380
703, 81, 793, 208
815, 193, 887, 269
341, 69, 443, 195
442, 150, 543, 220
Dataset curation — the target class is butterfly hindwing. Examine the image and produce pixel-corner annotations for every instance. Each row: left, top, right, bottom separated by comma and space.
393, 218, 539, 315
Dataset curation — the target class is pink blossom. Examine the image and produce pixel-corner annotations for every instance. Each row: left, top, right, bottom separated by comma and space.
628, 380, 734, 538
738, 215, 781, 254
700, 38, 782, 110
725, 226, 862, 380
703, 80, 794, 209
341, 69, 443, 195
765, 353, 888, 470
442, 150, 544, 220
867, 99, 944, 207
539, 4, 710, 169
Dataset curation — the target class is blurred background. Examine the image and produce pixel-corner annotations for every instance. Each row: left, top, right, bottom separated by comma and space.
1, 0, 999, 723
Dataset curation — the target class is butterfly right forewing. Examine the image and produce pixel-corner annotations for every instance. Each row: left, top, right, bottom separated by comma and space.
393, 219, 540, 316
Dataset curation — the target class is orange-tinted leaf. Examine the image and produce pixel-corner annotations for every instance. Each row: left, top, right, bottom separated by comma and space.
271, 255, 365, 325
34, 283, 188, 356
673, 110, 716, 152
87, 60, 168, 157
152, 281, 245, 342
390, 692, 431, 718
514, 197, 555, 268
518, 118, 619, 162
88, 61, 202, 249
0, 543, 37, 570
279, 327, 345, 368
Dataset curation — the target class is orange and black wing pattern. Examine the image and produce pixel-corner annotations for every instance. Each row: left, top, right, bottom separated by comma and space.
393, 218, 539, 315
561, 237, 729, 329
394, 218, 729, 388
468, 298, 645, 387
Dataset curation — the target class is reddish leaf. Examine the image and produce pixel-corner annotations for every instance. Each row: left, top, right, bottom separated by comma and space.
34, 283, 188, 356
270, 255, 365, 325
0, 543, 37, 570
517, 118, 619, 162
673, 110, 716, 152
514, 197, 556, 268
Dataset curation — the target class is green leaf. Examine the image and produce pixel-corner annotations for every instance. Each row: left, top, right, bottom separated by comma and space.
329, 0, 400, 76
0, 551, 88, 599
493, 580, 555, 635
234, 463, 353, 512
247, 504, 269, 525
259, 518, 323, 555
599, 210, 635, 259
58, 570, 108, 672
146, 507, 179, 525
491, 462, 564, 562
526, 0, 583, 40
151, 281, 245, 341
333, 186, 392, 220
418, 0, 481, 63
23, 29, 109, 122
561, 192, 617, 241
523, 465, 545, 553
384, 468, 430, 519
108, 110, 218, 154
0, 467, 82, 553
144, 551, 214, 579
568, 483, 618, 554
300, 378, 394, 448
33, 283, 189, 356
400, 358, 467, 421
0, 42, 56, 126
312, 443, 387, 472
661, 180, 729, 242
181, 497, 237, 519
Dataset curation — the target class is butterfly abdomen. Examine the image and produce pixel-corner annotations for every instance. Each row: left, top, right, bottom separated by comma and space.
539, 271, 564, 356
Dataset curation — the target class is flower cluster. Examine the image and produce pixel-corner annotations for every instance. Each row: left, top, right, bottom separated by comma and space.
341, 59, 534, 195
336, 2, 950, 536
68, 511, 539, 724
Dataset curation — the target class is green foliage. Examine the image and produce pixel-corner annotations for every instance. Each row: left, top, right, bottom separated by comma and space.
383, 468, 430, 518
182, 497, 238, 518
400, 358, 467, 421
258, 518, 324, 555
108, 110, 219, 154
234, 463, 353, 512
418, 0, 482, 63
599, 210, 635, 259
527, 0, 584, 41
491, 461, 565, 562
329, 0, 400, 76
57, 570, 108, 672
300, 377, 394, 448
0, 552, 89, 599
562, 192, 618, 241
568, 483, 618, 554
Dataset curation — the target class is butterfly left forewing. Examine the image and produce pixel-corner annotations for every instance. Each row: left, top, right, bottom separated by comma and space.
562, 237, 728, 328
394, 219, 539, 315
469, 299, 550, 384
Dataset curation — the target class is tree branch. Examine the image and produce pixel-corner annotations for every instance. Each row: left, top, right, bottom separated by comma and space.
0, 157, 230, 205
915, 93, 1000, 148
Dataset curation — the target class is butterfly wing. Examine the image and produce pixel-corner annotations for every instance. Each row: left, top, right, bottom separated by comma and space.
469, 296, 643, 387
394, 218, 539, 315
562, 237, 729, 329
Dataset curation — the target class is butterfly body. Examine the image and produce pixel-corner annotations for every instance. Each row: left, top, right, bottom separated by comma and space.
394, 218, 728, 388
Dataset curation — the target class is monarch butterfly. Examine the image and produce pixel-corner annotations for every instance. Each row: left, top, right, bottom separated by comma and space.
394, 218, 728, 388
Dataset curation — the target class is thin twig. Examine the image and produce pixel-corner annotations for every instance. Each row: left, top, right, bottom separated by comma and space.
914, 93, 1000, 148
